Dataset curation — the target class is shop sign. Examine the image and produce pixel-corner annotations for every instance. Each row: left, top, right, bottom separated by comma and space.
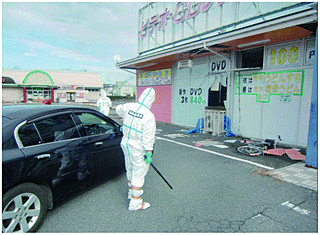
178, 87, 206, 105
140, 2, 214, 39
57, 93, 66, 98
305, 39, 316, 64
58, 85, 84, 90
266, 42, 302, 68
137, 68, 172, 86
76, 93, 85, 98
236, 70, 304, 103
211, 59, 228, 72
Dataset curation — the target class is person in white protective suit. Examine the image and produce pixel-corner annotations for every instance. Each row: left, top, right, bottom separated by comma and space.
97, 91, 112, 116
116, 87, 156, 211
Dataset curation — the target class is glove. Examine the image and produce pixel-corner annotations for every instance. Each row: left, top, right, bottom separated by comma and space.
144, 152, 153, 164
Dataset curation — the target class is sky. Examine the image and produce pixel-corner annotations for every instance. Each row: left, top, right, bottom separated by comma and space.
2, 2, 147, 84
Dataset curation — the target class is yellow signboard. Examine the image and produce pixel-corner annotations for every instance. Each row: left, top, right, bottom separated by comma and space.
137, 68, 172, 86
236, 70, 304, 102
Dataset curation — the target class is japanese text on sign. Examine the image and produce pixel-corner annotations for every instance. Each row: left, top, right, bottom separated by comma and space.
179, 87, 206, 105
140, 2, 214, 39
236, 70, 304, 102
137, 68, 172, 86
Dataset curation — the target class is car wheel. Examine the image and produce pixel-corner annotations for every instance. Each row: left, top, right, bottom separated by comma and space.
2, 183, 48, 233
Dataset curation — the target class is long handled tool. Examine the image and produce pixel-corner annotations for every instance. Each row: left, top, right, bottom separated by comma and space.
145, 155, 173, 189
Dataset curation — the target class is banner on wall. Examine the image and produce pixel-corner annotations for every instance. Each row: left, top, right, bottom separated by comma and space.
266, 41, 304, 68
137, 68, 172, 86
236, 70, 304, 102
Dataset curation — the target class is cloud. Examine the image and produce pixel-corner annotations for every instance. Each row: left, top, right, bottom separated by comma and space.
19, 39, 102, 63
3, 2, 144, 46
100, 67, 136, 83
23, 53, 37, 57
2, 2, 146, 73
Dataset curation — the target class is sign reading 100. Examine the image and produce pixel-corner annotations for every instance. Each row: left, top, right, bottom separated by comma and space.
269, 45, 299, 66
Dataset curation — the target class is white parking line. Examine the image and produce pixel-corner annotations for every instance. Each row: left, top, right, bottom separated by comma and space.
156, 136, 274, 171
281, 201, 310, 215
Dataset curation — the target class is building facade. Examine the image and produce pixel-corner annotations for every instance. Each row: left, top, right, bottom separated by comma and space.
118, 2, 317, 150
111, 81, 136, 96
2, 69, 103, 103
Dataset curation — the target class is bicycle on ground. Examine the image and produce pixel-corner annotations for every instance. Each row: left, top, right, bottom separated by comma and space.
237, 135, 282, 157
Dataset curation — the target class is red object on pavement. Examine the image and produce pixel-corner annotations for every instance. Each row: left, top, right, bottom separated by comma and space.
284, 149, 306, 160
264, 148, 306, 160
264, 148, 287, 156
42, 99, 52, 105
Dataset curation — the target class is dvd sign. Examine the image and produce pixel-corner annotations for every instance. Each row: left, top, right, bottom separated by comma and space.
211, 60, 228, 72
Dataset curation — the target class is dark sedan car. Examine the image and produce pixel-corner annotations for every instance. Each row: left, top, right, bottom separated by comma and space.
2, 105, 125, 233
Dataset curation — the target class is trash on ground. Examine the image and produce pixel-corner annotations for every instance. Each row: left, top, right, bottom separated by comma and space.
264, 148, 306, 160
224, 116, 235, 137
239, 139, 253, 144
284, 149, 306, 160
194, 140, 229, 149
163, 133, 190, 138
264, 148, 287, 156
184, 118, 204, 134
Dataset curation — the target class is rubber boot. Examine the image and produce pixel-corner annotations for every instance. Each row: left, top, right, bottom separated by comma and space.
128, 189, 150, 211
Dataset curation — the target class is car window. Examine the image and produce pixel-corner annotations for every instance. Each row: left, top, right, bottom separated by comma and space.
18, 123, 41, 147
75, 112, 116, 137
34, 114, 80, 143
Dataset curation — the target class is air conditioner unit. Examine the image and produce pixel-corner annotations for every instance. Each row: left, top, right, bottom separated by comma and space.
178, 59, 193, 69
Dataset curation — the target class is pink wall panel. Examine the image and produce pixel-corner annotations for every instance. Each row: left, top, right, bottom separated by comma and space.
137, 86, 172, 123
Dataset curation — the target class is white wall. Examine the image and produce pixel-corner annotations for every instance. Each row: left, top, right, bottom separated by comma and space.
2, 87, 23, 103
172, 57, 210, 127
230, 38, 315, 147
170, 38, 315, 147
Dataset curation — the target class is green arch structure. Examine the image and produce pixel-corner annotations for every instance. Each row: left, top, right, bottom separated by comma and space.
23, 70, 54, 85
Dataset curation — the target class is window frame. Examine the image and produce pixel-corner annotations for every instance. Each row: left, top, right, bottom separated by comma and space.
15, 112, 82, 149
72, 110, 119, 138
237, 46, 264, 69
14, 109, 121, 149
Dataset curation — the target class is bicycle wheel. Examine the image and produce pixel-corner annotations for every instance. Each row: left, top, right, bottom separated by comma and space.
237, 146, 263, 156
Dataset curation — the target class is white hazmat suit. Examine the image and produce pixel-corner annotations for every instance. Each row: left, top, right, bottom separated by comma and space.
97, 92, 112, 116
116, 87, 156, 211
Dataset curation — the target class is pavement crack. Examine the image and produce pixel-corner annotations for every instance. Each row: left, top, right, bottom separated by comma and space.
238, 207, 291, 231
172, 214, 244, 232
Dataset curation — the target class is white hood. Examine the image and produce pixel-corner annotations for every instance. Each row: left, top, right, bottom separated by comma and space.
138, 88, 155, 109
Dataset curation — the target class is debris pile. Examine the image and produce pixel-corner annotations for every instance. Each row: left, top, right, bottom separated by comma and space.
264, 148, 306, 160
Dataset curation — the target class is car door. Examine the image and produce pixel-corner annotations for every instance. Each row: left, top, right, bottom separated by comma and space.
18, 112, 91, 200
73, 111, 125, 184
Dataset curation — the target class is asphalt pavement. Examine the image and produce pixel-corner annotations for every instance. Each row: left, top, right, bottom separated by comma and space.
37, 108, 318, 233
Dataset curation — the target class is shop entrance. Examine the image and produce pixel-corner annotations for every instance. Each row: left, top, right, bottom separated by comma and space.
26, 88, 51, 102
67, 92, 76, 102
